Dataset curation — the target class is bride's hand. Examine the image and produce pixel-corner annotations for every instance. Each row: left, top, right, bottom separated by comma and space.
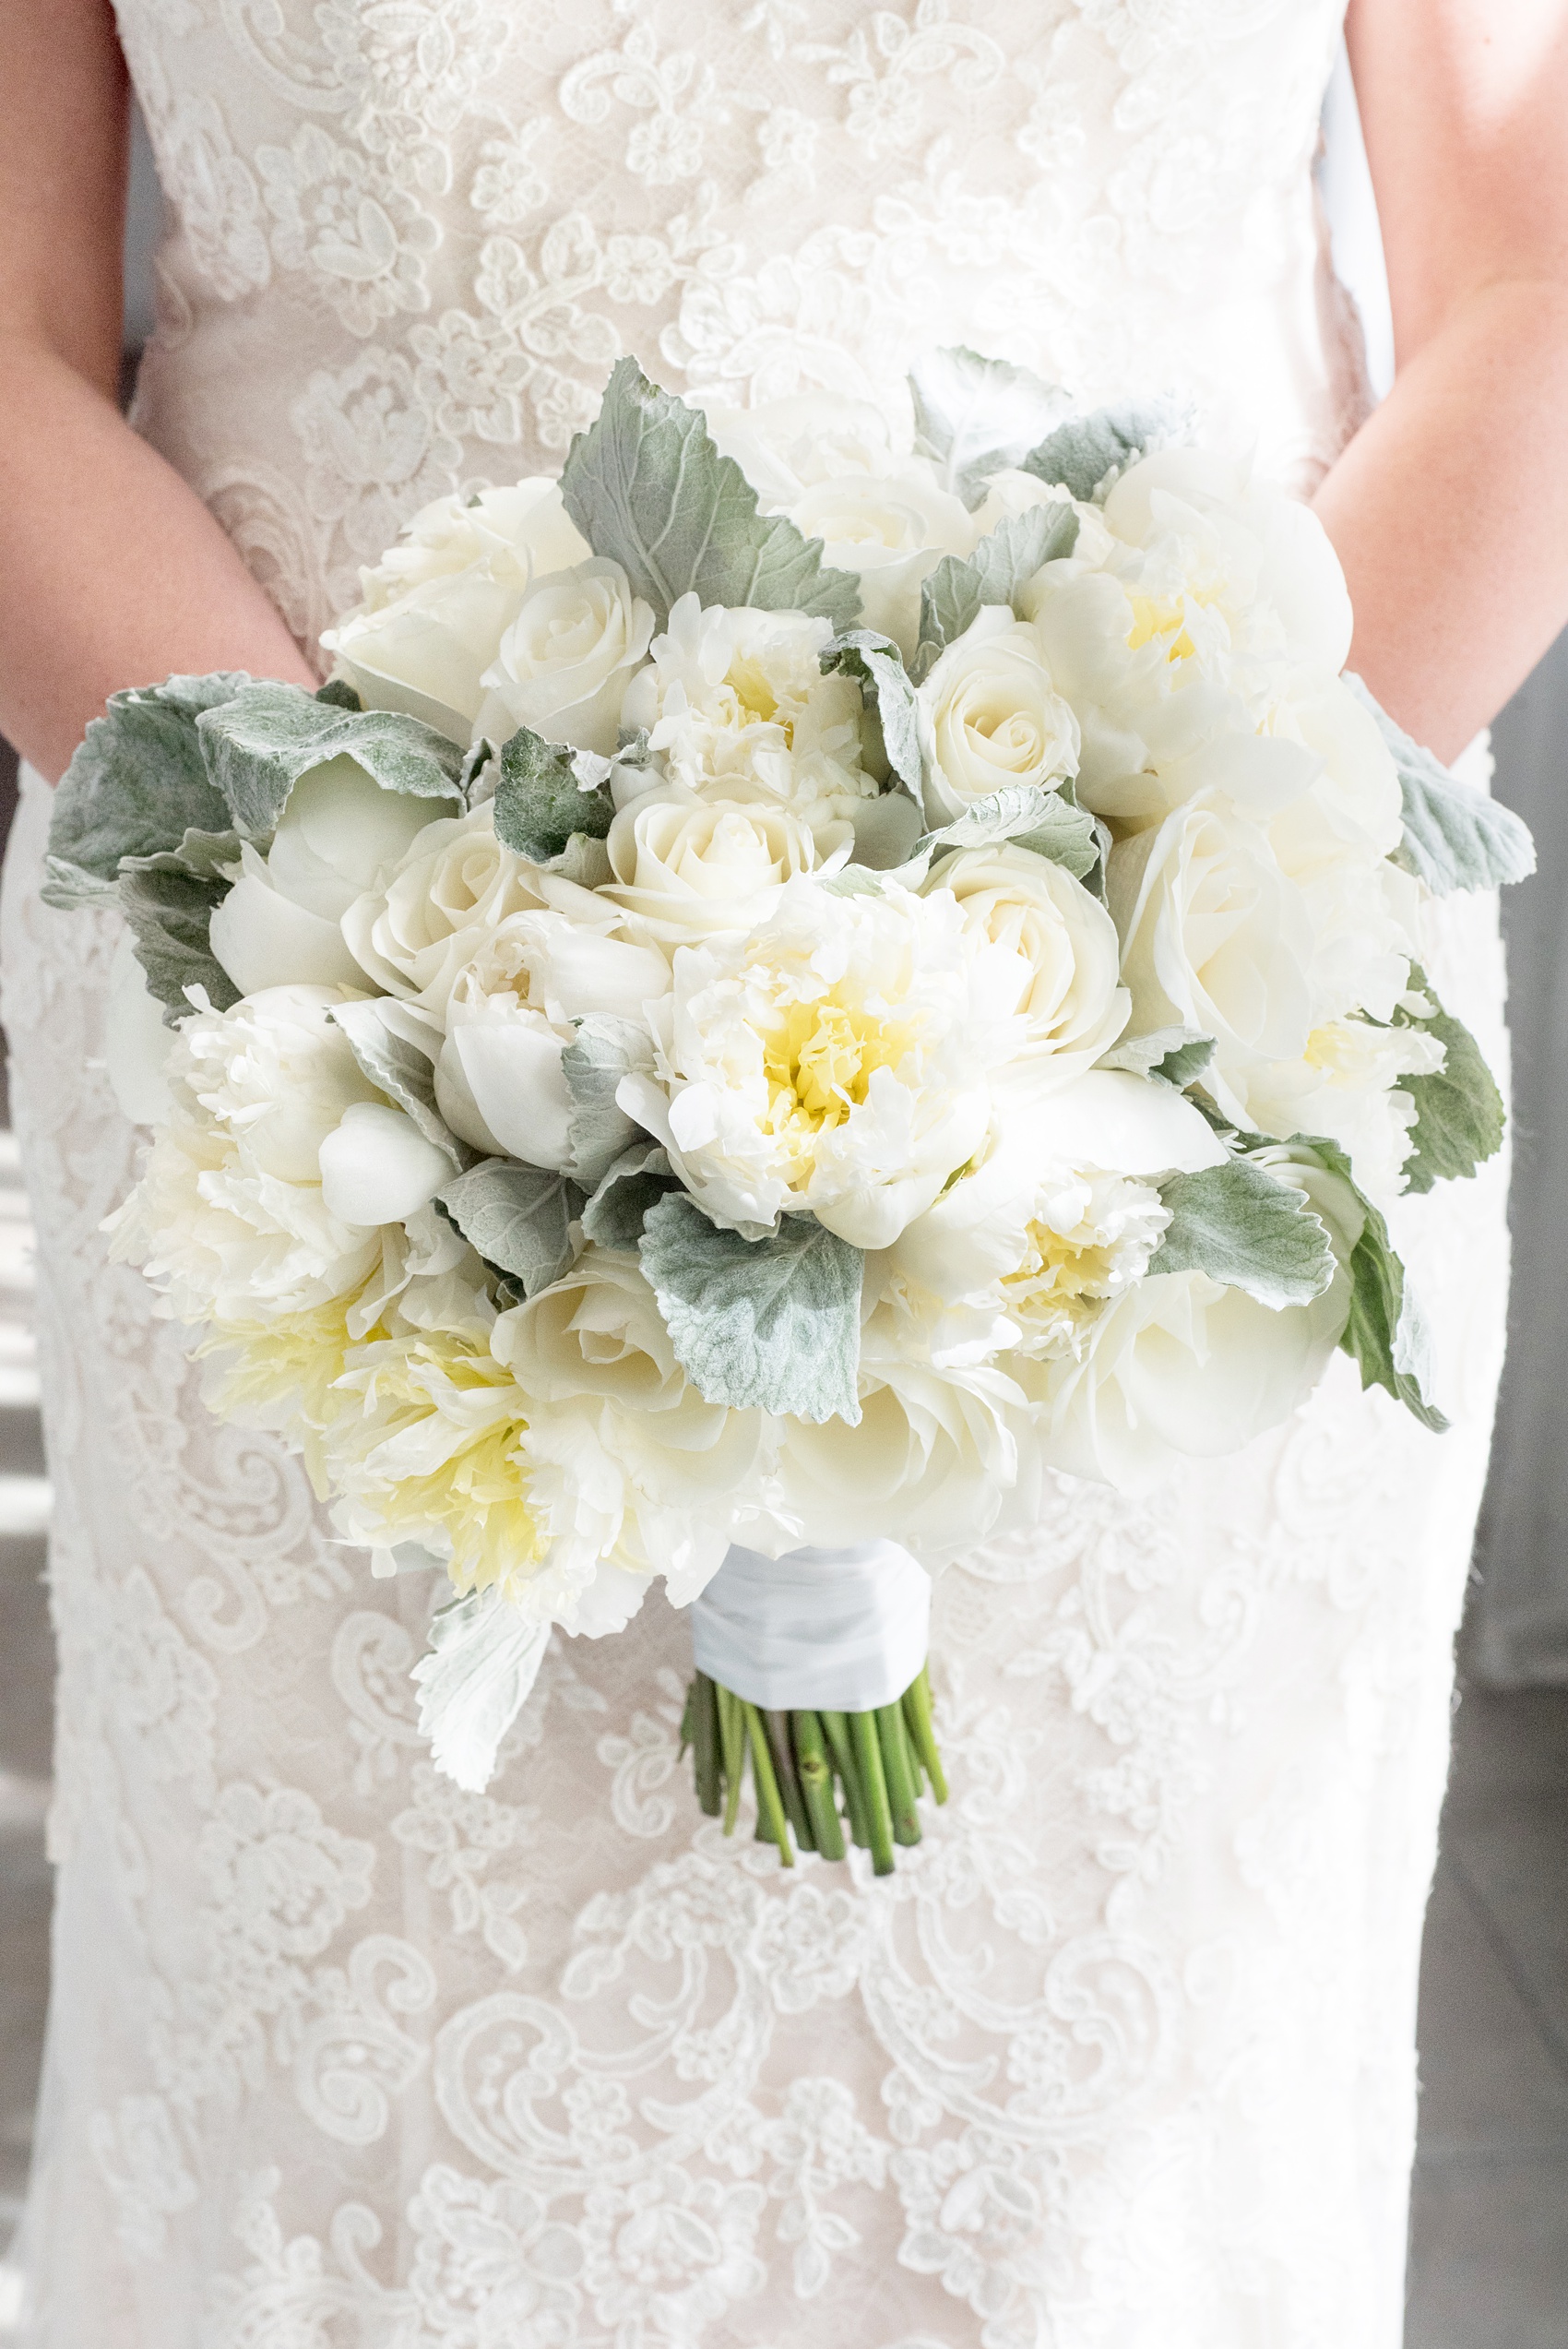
0, 0, 318, 783
1316, 0, 1568, 759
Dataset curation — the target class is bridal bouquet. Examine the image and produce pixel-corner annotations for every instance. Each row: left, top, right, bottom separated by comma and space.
45, 352, 1529, 1871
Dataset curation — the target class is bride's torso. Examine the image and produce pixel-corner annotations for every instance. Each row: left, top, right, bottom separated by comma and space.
116, 0, 1357, 649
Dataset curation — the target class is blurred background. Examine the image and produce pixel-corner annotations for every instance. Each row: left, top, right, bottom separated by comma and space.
2, 60, 1568, 2346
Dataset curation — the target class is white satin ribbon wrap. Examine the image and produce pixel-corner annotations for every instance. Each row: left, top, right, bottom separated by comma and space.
689, 1541, 931, 1712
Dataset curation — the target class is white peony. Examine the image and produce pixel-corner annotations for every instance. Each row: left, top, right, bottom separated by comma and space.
619, 594, 873, 808
105, 984, 394, 1325
621, 876, 1026, 1248
475, 557, 656, 756
1108, 793, 1317, 1128
341, 801, 547, 1016
787, 464, 977, 662
917, 609, 1081, 822
924, 843, 1128, 1083
322, 482, 592, 742
1029, 1264, 1345, 1490
600, 783, 853, 954
209, 757, 443, 997
435, 911, 669, 1167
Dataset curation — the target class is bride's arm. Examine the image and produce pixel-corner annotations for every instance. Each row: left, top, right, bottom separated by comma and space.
0, 0, 316, 784
1315, 0, 1568, 760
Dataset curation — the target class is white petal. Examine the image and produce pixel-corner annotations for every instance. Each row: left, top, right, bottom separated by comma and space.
1034, 1070, 1229, 1174
105, 929, 175, 1126
453, 1020, 576, 1169
317, 1101, 452, 1225
209, 871, 371, 996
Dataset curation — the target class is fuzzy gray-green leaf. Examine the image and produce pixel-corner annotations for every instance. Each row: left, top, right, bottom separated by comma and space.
821, 629, 923, 800
916, 505, 1081, 672
1291, 1134, 1447, 1429
1151, 1159, 1335, 1310
328, 998, 467, 1167
909, 781, 1099, 884
581, 1141, 679, 1249
639, 1196, 863, 1424
196, 683, 466, 838
1020, 399, 1191, 503
562, 1016, 656, 1189
560, 357, 862, 630
1391, 976, 1505, 1191
436, 1160, 582, 1295
492, 727, 616, 864
116, 866, 241, 1025
908, 347, 1068, 508
48, 673, 247, 890
1342, 674, 1535, 895
1099, 1025, 1218, 1089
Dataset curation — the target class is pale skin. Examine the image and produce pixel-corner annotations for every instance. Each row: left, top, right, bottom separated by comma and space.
1, 0, 1567, 781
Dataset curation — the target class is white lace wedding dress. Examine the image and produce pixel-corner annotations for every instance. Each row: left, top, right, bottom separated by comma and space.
2, 5, 1512, 2343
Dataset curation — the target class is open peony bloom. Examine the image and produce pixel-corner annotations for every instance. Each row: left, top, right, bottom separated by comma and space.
621, 876, 1029, 1249
209, 757, 444, 997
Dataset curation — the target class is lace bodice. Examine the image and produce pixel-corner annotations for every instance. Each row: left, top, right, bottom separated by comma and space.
119, 0, 1362, 653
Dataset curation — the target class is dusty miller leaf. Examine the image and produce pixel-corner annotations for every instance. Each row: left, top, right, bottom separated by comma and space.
1390, 970, 1505, 1192
328, 998, 468, 1168
1290, 1135, 1447, 1430
196, 683, 465, 838
1099, 1026, 1218, 1089
580, 1141, 679, 1249
46, 673, 246, 899
904, 781, 1099, 885
1342, 674, 1535, 895
491, 726, 616, 864
1020, 399, 1192, 503
908, 347, 1068, 508
1151, 1158, 1335, 1310
562, 1016, 657, 1189
116, 866, 241, 1025
435, 1160, 582, 1296
560, 357, 862, 631
916, 504, 1081, 673
821, 628, 923, 802
639, 1195, 863, 1424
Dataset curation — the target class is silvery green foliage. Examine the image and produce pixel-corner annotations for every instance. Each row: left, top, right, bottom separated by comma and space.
1151, 1158, 1336, 1310
1099, 1026, 1218, 1089
120, 827, 244, 883
43, 674, 247, 906
581, 1141, 679, 1248
904, 781, 1100, 886
328, 998, 468, 1168
196, 682, 466, 839
492, 726, 617, 864
562, 1016, 657, 1189
639, 1195, 864, 1425
820, 630, 924, 803
915, 504, 1081, 674
1293, 1136, 1447, 1430
1021, 399, 1192, 503
908, 346, 1069, 509
119, 866, 242, 1025
561, 356, 862, 631
1342, 674, 1536, 895
412, 1588, 552, 1795
1390, 972, 1505, 1193
436, 1160, 582, 1295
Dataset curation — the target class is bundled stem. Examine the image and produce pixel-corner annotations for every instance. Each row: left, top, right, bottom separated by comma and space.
686, 1663, 946, 1874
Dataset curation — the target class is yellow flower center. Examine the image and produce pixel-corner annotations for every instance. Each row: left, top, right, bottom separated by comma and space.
762, 995, 912, 1152
1002, 1217, 1121, 1335
1125, 589, 1202, 664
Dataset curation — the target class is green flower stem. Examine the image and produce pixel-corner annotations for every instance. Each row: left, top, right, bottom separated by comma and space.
716, 1683, 746, 1836
877, 1701, 923, 1846
791, 1711, 847, 1862
762, 1708, 816, 1854
819, 1709, 873, 1852
691, 1673, 722, 1818
849, 1711, 897, 1877
901, 1667, 949, 1805
743, 1703, 795, 1866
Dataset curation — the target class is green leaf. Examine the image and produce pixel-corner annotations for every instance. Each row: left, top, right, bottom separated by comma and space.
116, 866, 241, 1025
561, 1015, 657, 1189
1281, 1136, 1448, 1431
1342, 674, 1535, 895
315, 677, 363, 711
908, 781, 1099, 884
196, 682, 466, 838
1151, 1158, 1335, 1310
908, 346, 1068, 509
327, 998, 468, 1168
580, 1141, 678, 1248
435, 1160, 582, 1296
491, 726, 616, 865
46, 673, 246, 892
1099, 1025, 1218, 1089
916, 505, 1080, 673
820, 629, 923, 801
120, 826, 245, 882
1020, 399, 1190, 502
639, 1195, 863, 1424
1391, 973, 1505, 1192
560, 356, 862, 631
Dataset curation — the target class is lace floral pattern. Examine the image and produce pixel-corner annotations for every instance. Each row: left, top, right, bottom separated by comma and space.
6, 2, 1515, 2339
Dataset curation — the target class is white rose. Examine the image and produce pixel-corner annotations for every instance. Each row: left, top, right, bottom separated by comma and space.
923, 843, 1127, 1083
787, 464, 977, 661
492, 1248, 769, 1601
702, 394, 904, 507
619, 594, 873, 807
1108, 793, 1316, 1127
600, 784, 853, 953
209, 757, 445, 997
917, 608, 1081, 823
621, 876, 1019, 1248
435, 912, 668, 1167
104, 984, 390, 1324
322, 482, 592, 742
341, 802, 547, 1015
1029, 1266, 1343, 1490
475, 557, 656, 757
